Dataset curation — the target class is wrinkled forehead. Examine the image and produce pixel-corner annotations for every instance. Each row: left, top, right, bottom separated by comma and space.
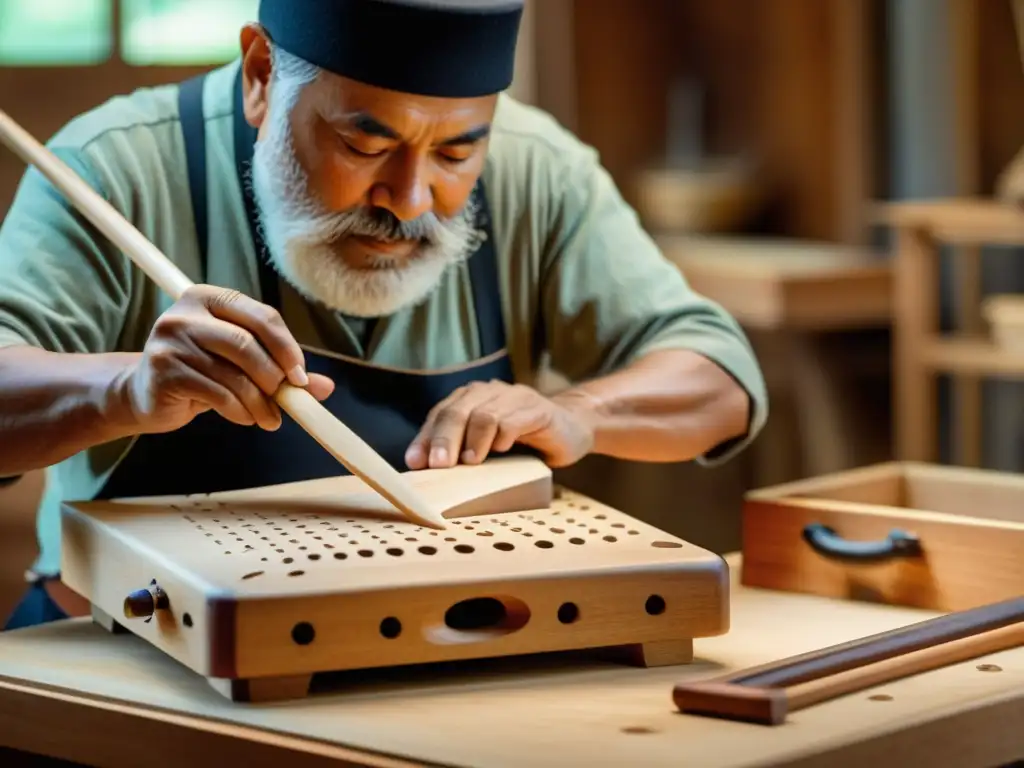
300, 71, 499, 134
259, 0, 524, 99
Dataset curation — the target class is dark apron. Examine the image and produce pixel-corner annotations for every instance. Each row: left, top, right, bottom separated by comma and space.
3, 69, 513, 631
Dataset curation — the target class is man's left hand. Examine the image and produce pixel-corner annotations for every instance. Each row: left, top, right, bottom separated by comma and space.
404, 381, 598, 470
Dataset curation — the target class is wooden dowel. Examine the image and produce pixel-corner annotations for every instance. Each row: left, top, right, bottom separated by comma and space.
786, 621, 1024, 711
735, 595, 1024, 688
0, 107, 447, 530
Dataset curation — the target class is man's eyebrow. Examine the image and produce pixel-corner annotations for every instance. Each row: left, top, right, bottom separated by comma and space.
348, 112, 401, 140
439, 125, 491, 147
336, 112, 490, 146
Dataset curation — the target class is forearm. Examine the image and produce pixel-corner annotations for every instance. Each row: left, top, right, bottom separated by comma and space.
553, 348, 752, 463
0, 345, 140, 476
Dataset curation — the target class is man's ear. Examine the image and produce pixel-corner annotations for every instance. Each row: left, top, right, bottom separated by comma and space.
239, 23, 273, 129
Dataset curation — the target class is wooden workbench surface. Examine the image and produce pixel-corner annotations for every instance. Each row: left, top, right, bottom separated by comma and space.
0, 554, 1020, 768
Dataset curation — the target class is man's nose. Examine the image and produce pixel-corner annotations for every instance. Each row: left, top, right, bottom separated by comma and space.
370, 160, 433, 222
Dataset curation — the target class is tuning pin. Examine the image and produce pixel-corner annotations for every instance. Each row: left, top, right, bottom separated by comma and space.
123, 579, 170, 621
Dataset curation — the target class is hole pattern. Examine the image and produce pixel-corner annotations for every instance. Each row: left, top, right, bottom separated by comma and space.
177, 488, 688, 580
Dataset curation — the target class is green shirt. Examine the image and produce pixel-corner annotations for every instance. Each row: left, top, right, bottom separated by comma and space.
0, 60, 768, 576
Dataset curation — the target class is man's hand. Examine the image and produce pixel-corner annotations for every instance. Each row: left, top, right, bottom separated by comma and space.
114, 285, 335, 434
404, 381, 598, 470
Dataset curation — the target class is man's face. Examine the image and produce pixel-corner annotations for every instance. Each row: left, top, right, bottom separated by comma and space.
241, 29, 497, 317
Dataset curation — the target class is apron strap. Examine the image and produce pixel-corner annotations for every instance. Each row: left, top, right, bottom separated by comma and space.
178, 73, 210, 280
463, 182, 506, 355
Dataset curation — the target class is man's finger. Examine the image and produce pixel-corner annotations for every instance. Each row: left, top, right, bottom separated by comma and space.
405, 390, 458, 469
425, 386, 502, 468
193, 285, 309, 388
492, 407, 551, 453
460, 405, 501, 464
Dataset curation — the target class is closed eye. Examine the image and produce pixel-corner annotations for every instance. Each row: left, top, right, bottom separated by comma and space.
340, 137, 387, 158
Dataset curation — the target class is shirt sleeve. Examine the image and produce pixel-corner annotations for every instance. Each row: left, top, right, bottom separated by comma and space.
0, 146, 134, 355
539, 150, 768, 465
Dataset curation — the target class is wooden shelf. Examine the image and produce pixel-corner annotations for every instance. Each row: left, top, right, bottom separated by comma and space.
656, 234, 892, 331
873, 197, 1024, 245
922, 337, 1024, 377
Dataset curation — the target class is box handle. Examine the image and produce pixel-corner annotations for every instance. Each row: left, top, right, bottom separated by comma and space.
802, 523, 922, 563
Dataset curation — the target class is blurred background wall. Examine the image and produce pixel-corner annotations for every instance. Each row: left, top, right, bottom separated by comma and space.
2, 0, 1024, 621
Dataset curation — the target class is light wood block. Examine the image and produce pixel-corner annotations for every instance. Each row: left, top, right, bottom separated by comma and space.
741, 462, 1024, 612
58, 457, 728, 702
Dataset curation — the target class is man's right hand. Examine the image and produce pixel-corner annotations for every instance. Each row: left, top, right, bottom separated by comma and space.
114, 285, 335, 434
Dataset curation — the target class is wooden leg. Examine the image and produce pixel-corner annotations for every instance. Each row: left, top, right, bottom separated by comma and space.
90, 604, 128, 635
618, 638, 694, 668
206, 674, 313, 703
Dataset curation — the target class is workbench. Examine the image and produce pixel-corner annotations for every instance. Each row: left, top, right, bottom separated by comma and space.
0, 554, 1020, 768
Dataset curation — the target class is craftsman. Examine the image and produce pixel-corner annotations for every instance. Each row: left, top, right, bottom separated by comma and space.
0, 0, 767, 631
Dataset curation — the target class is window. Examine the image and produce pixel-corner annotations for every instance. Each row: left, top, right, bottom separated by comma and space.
0, 0, 258, 66
120, 0, 259, 65
0, 0, 112, 65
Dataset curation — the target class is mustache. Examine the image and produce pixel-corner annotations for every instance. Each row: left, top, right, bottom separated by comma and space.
323, 206, 449, 243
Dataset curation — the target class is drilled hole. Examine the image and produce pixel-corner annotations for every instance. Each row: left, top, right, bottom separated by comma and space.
288, 570, 305, 577
494, 542, 515, 551
333, 552, 347, 560
652, 541, 683, 549
241, 571, 263, 580
386, 548, 404, 557
358, 550, 374, 558
621, 726, 657, 735
419, 546, 437, 555
977, 664, 1003, 672
535, 540, 554, 549
645, 595, 666, 615
557, 602, 580, 624
291, 622, 315, 645
868, 694, 893, 702
569, 538, 585, 545
380, 617, 402, 639
283, 557, 294, 564
182, 613, 193, 628
454, 544, 475, 554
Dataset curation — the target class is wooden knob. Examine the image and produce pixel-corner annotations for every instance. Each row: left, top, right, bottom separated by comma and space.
123, 581, 169, 619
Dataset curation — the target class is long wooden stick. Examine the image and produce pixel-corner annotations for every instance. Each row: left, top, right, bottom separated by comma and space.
673, 595, 1024, 725
0, 107, 446, 530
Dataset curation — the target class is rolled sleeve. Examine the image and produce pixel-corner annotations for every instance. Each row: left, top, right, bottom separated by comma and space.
539, 152, 768, 463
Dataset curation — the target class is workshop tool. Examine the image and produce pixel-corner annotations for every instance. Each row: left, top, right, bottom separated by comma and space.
673, 594, 1024, 725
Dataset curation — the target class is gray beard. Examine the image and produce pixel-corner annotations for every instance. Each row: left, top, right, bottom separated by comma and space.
247, 103, 485, 318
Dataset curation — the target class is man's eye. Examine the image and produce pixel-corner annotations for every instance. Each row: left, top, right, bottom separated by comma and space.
438, 150, 472, 165
340, 137, 386, 158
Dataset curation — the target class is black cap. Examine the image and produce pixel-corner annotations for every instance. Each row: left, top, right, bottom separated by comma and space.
258, 0, 525, 98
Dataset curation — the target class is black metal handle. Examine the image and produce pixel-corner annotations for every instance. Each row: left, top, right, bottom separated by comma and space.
802, 523, 923, 563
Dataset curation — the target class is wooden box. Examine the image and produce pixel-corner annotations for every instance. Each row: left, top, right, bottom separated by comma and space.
740, 462, 1024, 611
59, 457, 729, 703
